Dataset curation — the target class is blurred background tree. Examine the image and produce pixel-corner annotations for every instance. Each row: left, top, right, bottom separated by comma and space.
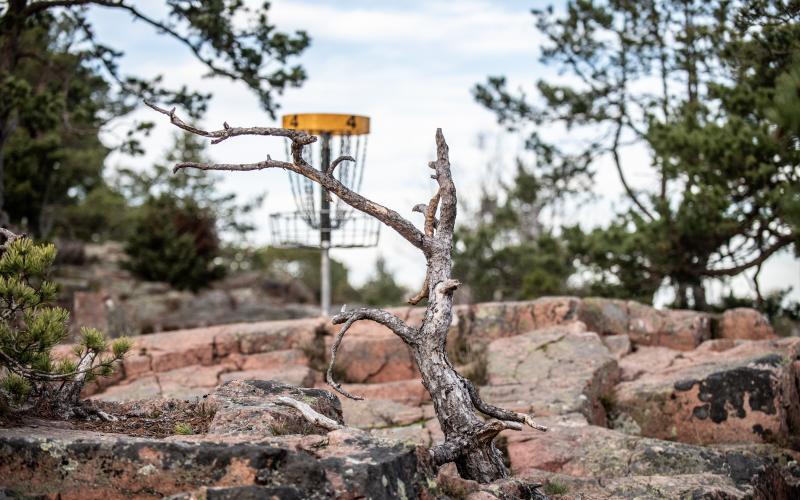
120, 133, 263, 291
475, 0, 799, 310
0, 0, 309, 234
252, 247, 361, 306
454, 163, 574, 302
358, 255, 408, 306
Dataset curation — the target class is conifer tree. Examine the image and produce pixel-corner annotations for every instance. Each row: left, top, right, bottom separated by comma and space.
0, 230, 130, 416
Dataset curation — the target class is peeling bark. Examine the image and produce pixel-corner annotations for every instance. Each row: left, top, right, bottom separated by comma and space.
149, 104, 546, 483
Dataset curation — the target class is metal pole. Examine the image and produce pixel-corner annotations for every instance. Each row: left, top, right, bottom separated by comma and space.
320, 133, 332, 316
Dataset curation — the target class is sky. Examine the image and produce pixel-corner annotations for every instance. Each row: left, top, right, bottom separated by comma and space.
88, 0, 799, 306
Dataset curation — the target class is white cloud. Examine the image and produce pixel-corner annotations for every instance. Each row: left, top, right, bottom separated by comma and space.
267, 0, 543, 57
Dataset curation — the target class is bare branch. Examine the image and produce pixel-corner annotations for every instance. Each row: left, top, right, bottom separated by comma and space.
704, 233, 795, 277
148, 103, 428, 250
276, 396, 345, 431
326, 307, 418, 400
460, 374, 547, 432
145, 101, 314, 145
408, 191, 441, 305
424, 191, 441, 237
407, 275, 429, 305
328, 155, 355, 175
326, 313, 364, 401
611, 118, 654, 221
430, 129, 457, 240
331, 307, 417, 344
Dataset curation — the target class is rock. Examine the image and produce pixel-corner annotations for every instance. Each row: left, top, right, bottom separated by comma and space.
603, 334, 632, 360
122, 353, 153, 380
529, 297, 582, 329
627, 302, 712, 351
71, 291, 110, 335
522, 470, 751, 499
135, 327, 218, 372
219, 366, 315, 388
482, 323, 619, 425
159, 364, 234, 389
577, 298, 629, 336
92, 374, 162, 401
229, 349, 309, 371
613, 338, 800, 448
340, 398, 424, 429
0, 425, 432, 500
718, 308, 777, 341
321, 379, 430, 406
232, 318, 322, 355
433, 466, 547, 500
371, 423, 433, 447
457, 301, 538, 341
618, 346, 685, 382
324, 325, 418, 383
444, 298, 712, 351
505, 415, 800, 496
207, 380, 342, 437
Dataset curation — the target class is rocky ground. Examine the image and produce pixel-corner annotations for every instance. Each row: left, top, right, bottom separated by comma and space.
2, 297, 799, 498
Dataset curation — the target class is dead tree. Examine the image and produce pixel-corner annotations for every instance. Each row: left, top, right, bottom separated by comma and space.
147, 102, 546, 483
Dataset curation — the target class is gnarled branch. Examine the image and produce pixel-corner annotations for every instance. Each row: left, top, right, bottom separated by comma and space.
430, 129, 457, 241
408, 191, 441, 305
326, 307, 418, 400
328, 155, 355, 175
325, 312, 364, 401
148, 102, 428, 251
459, 374, 547, 432
145, 101, 314, 145
407, 275, 429, 306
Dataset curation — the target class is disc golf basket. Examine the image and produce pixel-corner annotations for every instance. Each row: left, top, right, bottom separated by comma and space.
270, 113, 380, 315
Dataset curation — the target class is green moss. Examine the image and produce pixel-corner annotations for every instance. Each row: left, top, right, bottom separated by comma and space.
544, 480, 569, 495
174, 422, 194, 435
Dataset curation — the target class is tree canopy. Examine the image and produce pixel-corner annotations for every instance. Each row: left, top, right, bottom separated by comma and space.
0, 0, 309, 234
453, 163, 574, 302
476, 0, 800, 308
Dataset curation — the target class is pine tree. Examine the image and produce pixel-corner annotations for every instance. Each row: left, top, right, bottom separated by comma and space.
358, 256, 408, 306
476, 0, 799, 308
454, 164, 574, 302
0, 1, 309, 233
0, 230, 130, 416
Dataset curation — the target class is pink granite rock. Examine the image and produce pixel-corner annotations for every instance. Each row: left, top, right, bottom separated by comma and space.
504, 414, 798, 497
482, 323, 619, 425
613, 338, 800, 448
324, 325, 418, 383
718, 308, 777, 341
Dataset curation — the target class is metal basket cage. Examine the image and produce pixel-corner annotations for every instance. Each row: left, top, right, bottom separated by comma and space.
269, 210, 381, 249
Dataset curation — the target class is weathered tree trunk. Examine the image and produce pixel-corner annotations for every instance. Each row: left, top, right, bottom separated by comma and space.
148, 102, 546, 483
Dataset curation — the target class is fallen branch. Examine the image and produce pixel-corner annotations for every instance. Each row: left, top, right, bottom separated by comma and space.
275, 396, 344, 431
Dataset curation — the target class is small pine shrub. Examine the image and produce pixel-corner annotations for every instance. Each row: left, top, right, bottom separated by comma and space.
0, 234, 131, 414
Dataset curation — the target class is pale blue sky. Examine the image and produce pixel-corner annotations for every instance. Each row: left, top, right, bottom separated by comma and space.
88, 0, 798, 305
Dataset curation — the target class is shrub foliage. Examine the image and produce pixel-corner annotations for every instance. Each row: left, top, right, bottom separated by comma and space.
0, 234, 130, 412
